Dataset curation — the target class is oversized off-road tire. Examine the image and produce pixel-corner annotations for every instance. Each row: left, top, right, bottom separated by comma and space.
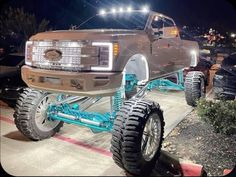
184, 71, 206, 107
13, 89, 63, 140
111, 99, 165, 176
13, 88, 32, 134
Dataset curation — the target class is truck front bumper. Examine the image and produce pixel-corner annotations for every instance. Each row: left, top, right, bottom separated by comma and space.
21, 65, 123, 96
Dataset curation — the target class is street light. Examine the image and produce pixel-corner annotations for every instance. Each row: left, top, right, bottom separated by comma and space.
231, 33, 236, 38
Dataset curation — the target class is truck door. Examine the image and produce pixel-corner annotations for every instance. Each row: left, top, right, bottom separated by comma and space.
149, 15, 173, 79
162, 18, 184, 73
149, 15, 185, 79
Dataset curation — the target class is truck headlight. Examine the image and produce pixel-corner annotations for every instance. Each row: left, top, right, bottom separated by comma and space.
25, 41, 33, 66
91, 42, 114, 71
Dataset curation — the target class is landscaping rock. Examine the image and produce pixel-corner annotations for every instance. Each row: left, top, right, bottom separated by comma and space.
163, 110, 236, 176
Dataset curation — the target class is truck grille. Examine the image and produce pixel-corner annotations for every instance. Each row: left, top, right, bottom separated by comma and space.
32, 41, 83, 70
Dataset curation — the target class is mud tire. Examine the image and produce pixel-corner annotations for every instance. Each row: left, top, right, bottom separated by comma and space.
184, 71, 206, 106
13, 89, 63, 140
111, 99, 165, 176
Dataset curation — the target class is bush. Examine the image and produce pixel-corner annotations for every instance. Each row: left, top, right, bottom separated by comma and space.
197, 98, 236, 135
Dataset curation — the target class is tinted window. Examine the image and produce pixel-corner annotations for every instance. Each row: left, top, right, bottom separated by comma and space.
151, 16, 164, 29
163, 18, 175, 27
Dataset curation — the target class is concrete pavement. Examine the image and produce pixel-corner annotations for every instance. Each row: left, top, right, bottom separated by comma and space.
0, 90, 193, 176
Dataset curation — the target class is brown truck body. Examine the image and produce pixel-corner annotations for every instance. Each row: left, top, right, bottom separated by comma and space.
22, 10, 199, 96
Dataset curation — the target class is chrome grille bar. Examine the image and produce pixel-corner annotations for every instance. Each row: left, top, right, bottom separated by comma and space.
31, 41, 83, 70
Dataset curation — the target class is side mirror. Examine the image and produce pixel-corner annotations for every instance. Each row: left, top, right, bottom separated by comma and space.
153, 31, 163, 40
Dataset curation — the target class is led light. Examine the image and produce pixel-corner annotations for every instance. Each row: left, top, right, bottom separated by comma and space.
141, 5, 149, 13
91, 42, 113, 71
119, 7, 124, 13
111, 8, 116, 13
113, 43, 119, 57
99, 9, 106, 15
25, 41, 33, 66
127, 6, 132, 12
190, 50, 197, 55
190, 50, 197, 67
141, 56, 149, 83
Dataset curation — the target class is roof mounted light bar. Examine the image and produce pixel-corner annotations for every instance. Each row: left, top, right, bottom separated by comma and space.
99, 5, 149, 15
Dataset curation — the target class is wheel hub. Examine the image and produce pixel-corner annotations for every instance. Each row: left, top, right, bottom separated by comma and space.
141, 113, 162, 161
35, 94, 60, 132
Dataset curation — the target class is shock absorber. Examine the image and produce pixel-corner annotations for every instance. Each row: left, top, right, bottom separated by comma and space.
110, 72, 126, 117
112, 89, 123, 113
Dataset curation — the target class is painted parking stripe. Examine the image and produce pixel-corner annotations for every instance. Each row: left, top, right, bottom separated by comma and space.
54, 134, 112, 157
0, 115, 14, 124
0, 115, 112, 157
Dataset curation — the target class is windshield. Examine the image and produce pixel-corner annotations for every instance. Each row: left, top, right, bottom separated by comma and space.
78, 12, 150, 30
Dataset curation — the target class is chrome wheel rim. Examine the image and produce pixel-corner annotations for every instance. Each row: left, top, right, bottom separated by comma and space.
35, 94, 60, 132
141, 113, 162, 161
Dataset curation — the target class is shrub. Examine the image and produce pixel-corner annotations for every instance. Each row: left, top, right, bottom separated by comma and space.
197, 98, 236, 135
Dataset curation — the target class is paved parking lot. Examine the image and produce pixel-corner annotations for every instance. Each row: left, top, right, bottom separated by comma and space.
1, 90, 193, 176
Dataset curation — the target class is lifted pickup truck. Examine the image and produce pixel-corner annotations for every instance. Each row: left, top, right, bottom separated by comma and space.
14, 9, 206, 176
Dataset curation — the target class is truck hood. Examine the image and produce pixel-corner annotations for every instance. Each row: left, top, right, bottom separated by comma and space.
30, 29, 146, 41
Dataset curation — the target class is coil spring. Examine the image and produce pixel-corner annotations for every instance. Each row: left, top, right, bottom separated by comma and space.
112, 89, 123, 112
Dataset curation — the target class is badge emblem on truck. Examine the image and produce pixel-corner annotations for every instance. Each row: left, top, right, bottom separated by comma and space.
44, 49, 62, 61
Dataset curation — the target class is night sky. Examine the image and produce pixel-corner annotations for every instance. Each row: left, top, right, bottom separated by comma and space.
1, 0, 236, 33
